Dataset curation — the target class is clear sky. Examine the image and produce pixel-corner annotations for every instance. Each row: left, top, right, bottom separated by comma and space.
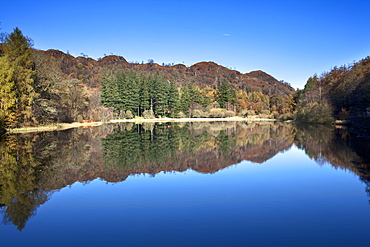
1, 0, 369, 89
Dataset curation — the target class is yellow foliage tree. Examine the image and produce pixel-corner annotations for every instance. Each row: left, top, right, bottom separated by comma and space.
0, 57, 16, 129
2, 27, 38, 128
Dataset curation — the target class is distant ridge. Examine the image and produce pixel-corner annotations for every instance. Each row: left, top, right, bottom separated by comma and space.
40, 49, 294, 97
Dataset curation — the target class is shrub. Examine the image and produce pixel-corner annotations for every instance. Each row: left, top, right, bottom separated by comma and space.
142, 110, 155, 119
260, 110, 270, 115
176, 111, 186, 118
100, 107, 114, 122
246, 110, 256, 116
238, 109, 249, 117
126, 110, 134, 119
192, 109, 204, 118
212, 101, 221, 108
77, 115, 83, 123
208, 108, 226, 118
119, 110, 126, 119
278, 112, 294, 121
271, 111, 279, 119
225, 110, 235, 118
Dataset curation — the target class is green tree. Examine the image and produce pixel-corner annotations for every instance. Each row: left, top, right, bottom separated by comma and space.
178, 86, 191, 114
167, 81, 179, 116
215, 79, 233, 108
139, 73, 150, 114
101, 71, 120, 109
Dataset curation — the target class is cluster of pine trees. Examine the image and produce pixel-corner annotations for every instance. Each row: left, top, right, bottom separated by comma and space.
101, 70, 294, 119
101, 71, 178, 118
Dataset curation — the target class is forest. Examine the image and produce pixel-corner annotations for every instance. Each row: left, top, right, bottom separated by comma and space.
1, 27, 369, 132
295, 56, 370, 130
0, 27, 295, 131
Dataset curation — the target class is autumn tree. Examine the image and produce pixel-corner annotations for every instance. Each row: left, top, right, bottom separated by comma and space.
1, 27, 38, 128
0, 57, 16, 129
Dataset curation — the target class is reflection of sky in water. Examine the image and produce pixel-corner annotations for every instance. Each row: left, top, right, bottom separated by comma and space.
2, 145, 369, 247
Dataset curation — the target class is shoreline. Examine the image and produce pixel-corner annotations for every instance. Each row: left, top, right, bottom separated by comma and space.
6, 116, 277, 134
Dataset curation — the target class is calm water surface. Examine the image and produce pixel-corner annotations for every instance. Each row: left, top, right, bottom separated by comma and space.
0, 122, 369, 246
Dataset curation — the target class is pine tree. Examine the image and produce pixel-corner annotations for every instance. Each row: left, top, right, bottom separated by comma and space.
215, 79, 232, 108
139, 74, 150, 115
179, 86, 191, 114
101, 71, 120, 108
167, 81, 179, 116
152, 75, 168, 116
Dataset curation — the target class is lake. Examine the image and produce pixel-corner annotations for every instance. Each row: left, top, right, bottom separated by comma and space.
1, 122, 369, 247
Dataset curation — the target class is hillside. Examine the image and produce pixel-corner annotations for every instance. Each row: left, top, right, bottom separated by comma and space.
0, 27, 295, 129
295, 55, 370, 129
40, 49, 294, 97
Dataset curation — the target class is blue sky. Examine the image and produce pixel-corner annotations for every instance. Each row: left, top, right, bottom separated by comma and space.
1, 0, 369, 89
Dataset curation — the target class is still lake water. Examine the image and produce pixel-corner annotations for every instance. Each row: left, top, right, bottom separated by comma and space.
1, 122, 370, 246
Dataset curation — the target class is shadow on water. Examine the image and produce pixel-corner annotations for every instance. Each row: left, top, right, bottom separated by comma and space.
0, 121, 370, 230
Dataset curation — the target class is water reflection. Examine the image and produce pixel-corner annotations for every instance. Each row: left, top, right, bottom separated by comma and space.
0, 121, 369, 230
294, 124, 370, 198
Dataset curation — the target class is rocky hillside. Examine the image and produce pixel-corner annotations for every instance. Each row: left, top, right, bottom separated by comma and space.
39, 49, 294, 97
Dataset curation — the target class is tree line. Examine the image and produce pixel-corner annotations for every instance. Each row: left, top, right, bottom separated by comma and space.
295, 56, 370, 126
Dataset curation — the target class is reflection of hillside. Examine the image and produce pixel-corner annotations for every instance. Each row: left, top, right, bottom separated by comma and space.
102, 122, 295, 175
2, 121, 370, 231
0, 122, 294, 229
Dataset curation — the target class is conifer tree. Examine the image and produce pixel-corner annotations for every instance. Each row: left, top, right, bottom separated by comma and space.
215, 79, 232, 108
178, 86, 191, 114
167, 81, 179, 116
0, 57, 16, 129
101, 72, 120, 109
139, 75, 150, 114
2, 27, 37, 127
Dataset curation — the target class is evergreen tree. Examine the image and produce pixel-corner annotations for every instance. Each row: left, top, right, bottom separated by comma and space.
215, 79, 232, 108
123, 71, 140, 115
178, 86, 191, 114
152, 75, 168, 116
167, 81, 179, 116
101, 72, 119, 109
139, 74, 150, 114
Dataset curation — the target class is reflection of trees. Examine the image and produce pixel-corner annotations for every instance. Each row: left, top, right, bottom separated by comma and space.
0, 125, 115, 230
294, 124, 370, 198
2, 121, 370, 230
102, 122, 295, 173
0, 135, 49, 231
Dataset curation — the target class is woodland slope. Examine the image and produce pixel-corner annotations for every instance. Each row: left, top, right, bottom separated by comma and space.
0, 27, 295, 130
